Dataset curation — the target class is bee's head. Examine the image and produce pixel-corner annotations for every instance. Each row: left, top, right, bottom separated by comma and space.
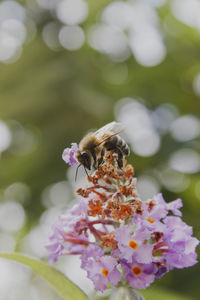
76, 151, 91, 170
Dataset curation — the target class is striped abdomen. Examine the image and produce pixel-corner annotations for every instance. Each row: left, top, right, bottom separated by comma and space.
104, 135, 130, 156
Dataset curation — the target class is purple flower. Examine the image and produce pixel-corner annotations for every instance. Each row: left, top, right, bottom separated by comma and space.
59, 199, 89, 228
134, 195, 183, 234
115, 225, 154, 264
46, 225, 67, 263
131, 194, 168, 233
121, 257, 155, 289
81, 244, 104, 268
46, 235, 64, 263
46, 200, 90, 263
144, 193, 168, 221
154, 260, 168, 278
81, 253, 121, 292
46, 225, 89, 263
62, 143, 79, 166
162, 216, 199, 269
164, 251, 198, 270
166, 198, 182, 216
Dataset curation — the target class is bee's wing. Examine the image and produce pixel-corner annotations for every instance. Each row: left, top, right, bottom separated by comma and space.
94, 121, 124, 142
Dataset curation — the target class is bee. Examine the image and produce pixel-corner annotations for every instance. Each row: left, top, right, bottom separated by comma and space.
75, 122, 130, 178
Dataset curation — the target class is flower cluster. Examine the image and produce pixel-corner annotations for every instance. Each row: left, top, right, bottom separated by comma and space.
47, 148, 199, 292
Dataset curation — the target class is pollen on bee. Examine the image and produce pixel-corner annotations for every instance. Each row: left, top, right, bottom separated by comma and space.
132, 266, 142, 276
129, 240, 138, 249
101, 268, 109, 277
147, 217, 154, 223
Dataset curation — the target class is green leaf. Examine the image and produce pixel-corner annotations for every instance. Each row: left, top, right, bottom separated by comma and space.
0, 253, 89, 300
141, 286, 193, 300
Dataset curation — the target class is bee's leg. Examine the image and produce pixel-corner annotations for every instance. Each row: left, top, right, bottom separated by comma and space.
98, 148, 105, 167
91, 149, 97, 168
115, 147, 123, 168
104, 141, 123, 168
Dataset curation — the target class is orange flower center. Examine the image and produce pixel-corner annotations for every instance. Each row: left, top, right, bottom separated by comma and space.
132, 266, 142, 276
94, 206, 100, 212
147, 217, 154, 223
129, 240, 138, 249
101, 268, 109, 277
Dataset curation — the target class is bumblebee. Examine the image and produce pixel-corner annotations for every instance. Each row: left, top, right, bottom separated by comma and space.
75, 122, 130, 177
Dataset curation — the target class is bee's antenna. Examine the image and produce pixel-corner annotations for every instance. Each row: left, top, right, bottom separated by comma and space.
84, 166, 89, 177
75, 164, 81, 181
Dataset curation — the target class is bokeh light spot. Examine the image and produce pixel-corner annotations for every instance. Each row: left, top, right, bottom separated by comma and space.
170, 115, 200, 142
59, 25, 85, 50
158, 167, 190, 192
88, 24, 130, 62
9, 121, 38, 155
115, 98, 161, 156
42, 22, 61, 51
137, 175, 160, 201
169, 149, 200, 174
129, 27, 166, 67
42, 181, 70, 208
0, 259, 31, 300
152, 104, 179, 134
0, 32, 20, 61
56, 0, 88, 25
171, 0, 200, 30
0, 121, 12, 152
0, 201, 25, 232
0, 233, 16, 252
2, 19, 26, 45
4, 182, 31, 204
145, 0, 167, 7
36, 0, 59, 10
193, 73, 200, 97
0, 1, 26, 22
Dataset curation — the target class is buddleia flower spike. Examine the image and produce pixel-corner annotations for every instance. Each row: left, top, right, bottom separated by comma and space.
47, 132, 199, 298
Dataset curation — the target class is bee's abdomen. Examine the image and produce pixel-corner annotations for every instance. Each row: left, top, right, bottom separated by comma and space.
104, 135, 130, 156
116, 136, 130, 155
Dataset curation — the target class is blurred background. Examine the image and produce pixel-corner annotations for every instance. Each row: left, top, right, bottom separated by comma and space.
0, 0, 199, 299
